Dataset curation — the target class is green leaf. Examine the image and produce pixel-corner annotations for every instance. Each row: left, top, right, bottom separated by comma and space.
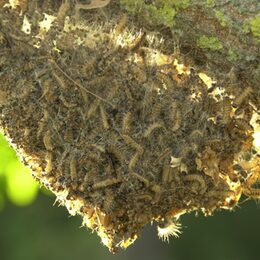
6, 161, 39, 206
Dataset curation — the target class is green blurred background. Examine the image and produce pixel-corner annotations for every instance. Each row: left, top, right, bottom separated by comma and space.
0, 133, 259, 260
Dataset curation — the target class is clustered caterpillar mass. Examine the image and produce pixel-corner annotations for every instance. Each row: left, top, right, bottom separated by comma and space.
0, 0, 259, 253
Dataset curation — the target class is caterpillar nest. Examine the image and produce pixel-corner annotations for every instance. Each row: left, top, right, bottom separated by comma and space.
0, 0, 259, 253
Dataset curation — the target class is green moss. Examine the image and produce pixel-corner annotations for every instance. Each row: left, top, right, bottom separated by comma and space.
145, 4, 176, 27
215, 10, 228, 27
206, 0, 215, 7
250, 15, 260, 38
172, 0, 190, 9
242, 22, 250, 33
227, 49, 238, 62
119, 0, 189, 27
197, 36, 223, 51
119, 0, 144, 14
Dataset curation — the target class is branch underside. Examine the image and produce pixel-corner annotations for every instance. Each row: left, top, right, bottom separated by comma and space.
0, 0, 259, 252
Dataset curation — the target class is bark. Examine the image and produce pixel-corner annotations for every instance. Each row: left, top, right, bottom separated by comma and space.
120, 0, 260, 84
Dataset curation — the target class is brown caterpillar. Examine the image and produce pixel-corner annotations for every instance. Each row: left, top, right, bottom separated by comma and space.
88, 76, 109, 88
143, 86, 157, 108
23, 60, 34, 72
150, 184, 162, 203
122, 112, 132, 134
129, 152, 141, 170
37, 110, 49, 139
161, 164, 171, 184
100, 214, 111, 229
130, 172, 150, 187
130, 172, 162, 201
99, 105, 109, 129
129, 32, 146, 52
81, 58, 97, 76
57, 148, 69, 174
18, 81, 35, 99
155, 148, 172, 163
106, 81, 119, 101
222, 97, 232, 124
60, 94, 77, 108
123, 85, 134, 102
86, 100, 100, 119
56, 1, 70, 28
244, 171, 260, 187
243, 105, 254, 122
81, 168, 97, 188
232, 86, 252, 108
151, 102, 162, 119
52, 70, 68, 90
70, 156, 77, 181
79, 87, 89, 104
64, 129, 74, 143
169, 101, 182, 132
122, 135, 144, 154
92, 178, 121, 190
39, 79, 53, 101
132, 64, 147, 84
156, 71, 174, 88
103, 189, 116, 213
243, 188, 260, 199
234, 118, 253, 133
172, 109, 182, 132
43, 130, 53, 151
144, 122, 164, 138
90, 144, 106, 153
115, 13, 128, 35
93, 208, 103, 227
81, 206, 95, 220
136, 194, 153, 201
183, 174, 207, 194
106, 145, 124, 165
206, 190, 235, 199
45, 152, 53, 174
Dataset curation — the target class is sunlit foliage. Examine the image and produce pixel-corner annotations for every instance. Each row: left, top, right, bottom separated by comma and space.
0, 133, 39, 207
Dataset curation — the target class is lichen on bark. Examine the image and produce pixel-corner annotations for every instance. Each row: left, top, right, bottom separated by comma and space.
119, 0, 260, 83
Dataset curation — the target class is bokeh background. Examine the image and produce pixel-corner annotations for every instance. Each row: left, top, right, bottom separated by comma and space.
0, 132, 259, 260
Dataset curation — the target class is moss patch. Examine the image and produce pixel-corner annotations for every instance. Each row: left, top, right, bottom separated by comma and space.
120, 0, 190, 27
227, 49, 238, 62
197, 36, 223, 51
250, 15, 260, 38
215, 10, 228, 27
206, 0, 215, 7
